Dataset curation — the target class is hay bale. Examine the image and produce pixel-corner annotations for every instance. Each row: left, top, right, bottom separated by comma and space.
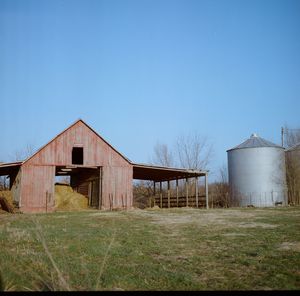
0, 191, 15, 213
0, 197, 14, 213
54, 184, 88, 211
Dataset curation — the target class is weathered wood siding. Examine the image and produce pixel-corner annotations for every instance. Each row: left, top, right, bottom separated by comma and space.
21, 120, 133, 212
20, 165, 55, 213
102, 166, 133, 210
27, 120, 130, 167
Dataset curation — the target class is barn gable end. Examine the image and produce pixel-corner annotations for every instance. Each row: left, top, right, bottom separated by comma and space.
24, 119, 131, 167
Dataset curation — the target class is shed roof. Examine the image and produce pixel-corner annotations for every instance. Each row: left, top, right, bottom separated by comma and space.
133, 163, 207, 182
227, 133, 283, 152
0, 161, 22, 176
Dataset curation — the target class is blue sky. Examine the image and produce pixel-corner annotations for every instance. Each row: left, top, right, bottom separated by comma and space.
0, 0, 299, 180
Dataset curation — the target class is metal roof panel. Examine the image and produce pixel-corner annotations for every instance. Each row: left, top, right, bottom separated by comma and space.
227, 134, 283, 151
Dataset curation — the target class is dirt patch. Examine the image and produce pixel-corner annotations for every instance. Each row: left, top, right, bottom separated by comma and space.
53, 215, 69, 219
278, 242, 300, 252
238, 222, 278, 229
134, 210, 229, 227
88, 211, 124, 217
132, 208, 284, 232
222, 233, 248, 237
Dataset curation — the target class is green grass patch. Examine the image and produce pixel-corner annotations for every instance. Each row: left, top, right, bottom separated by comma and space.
0, 207, 299, 291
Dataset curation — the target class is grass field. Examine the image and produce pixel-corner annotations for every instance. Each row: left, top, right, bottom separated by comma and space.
0, 207, 299, 291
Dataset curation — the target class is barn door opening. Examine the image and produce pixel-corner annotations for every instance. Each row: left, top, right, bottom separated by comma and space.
55, 166, 102, 210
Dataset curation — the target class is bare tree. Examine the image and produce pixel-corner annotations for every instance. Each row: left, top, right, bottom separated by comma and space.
175, 132, 213, 170
0, 175, 8, 191
0, 144, 36, 192
133, 180, 154, 209
283, 125, 300, 148
10, 144, 36, 162
140, 141, 173, 208
284, 125, 300, 205
151, 142, 174, 167
219, 163, 228, 184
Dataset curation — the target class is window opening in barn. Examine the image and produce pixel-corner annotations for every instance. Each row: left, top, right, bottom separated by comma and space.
72, 147, 84, 165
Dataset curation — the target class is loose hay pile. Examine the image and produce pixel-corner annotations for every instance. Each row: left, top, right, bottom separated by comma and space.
0, 191, 15, 213
55, 184, 88, 211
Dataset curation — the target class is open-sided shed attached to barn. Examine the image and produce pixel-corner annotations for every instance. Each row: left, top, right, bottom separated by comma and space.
0, 119, 208, 213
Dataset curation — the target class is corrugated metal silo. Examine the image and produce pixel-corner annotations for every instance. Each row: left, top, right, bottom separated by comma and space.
227, 133, 287, 207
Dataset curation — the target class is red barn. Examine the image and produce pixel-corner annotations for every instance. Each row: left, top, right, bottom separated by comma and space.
0, 119, 208, 213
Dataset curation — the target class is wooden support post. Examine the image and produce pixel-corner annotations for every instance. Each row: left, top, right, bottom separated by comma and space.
186, 178, 189, 207
98, 167, 102, 210
45, 191, 48, 213
88, 182, 92, 207
176, 179, 179, 207
167, 180, 170, 208
195, 176, 198, 208
205, 173, 209, 209
160, 181, 162, 208
153, 181, 156, 207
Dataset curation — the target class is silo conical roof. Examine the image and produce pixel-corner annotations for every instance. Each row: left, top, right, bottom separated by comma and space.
227, 133, 283, 152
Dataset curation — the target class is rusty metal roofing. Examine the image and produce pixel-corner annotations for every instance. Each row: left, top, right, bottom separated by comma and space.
227, 133, 283, 152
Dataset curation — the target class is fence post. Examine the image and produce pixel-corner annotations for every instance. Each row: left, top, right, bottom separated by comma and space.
176, 179, 179, 207
186, 178, 189, 207
168, 180, 170, 208
195, 177, 198, 208
160, 182, 162, 208
205, 173, 209, 209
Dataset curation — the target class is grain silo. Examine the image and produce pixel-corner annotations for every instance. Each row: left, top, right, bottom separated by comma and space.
227, 133, 287, 207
